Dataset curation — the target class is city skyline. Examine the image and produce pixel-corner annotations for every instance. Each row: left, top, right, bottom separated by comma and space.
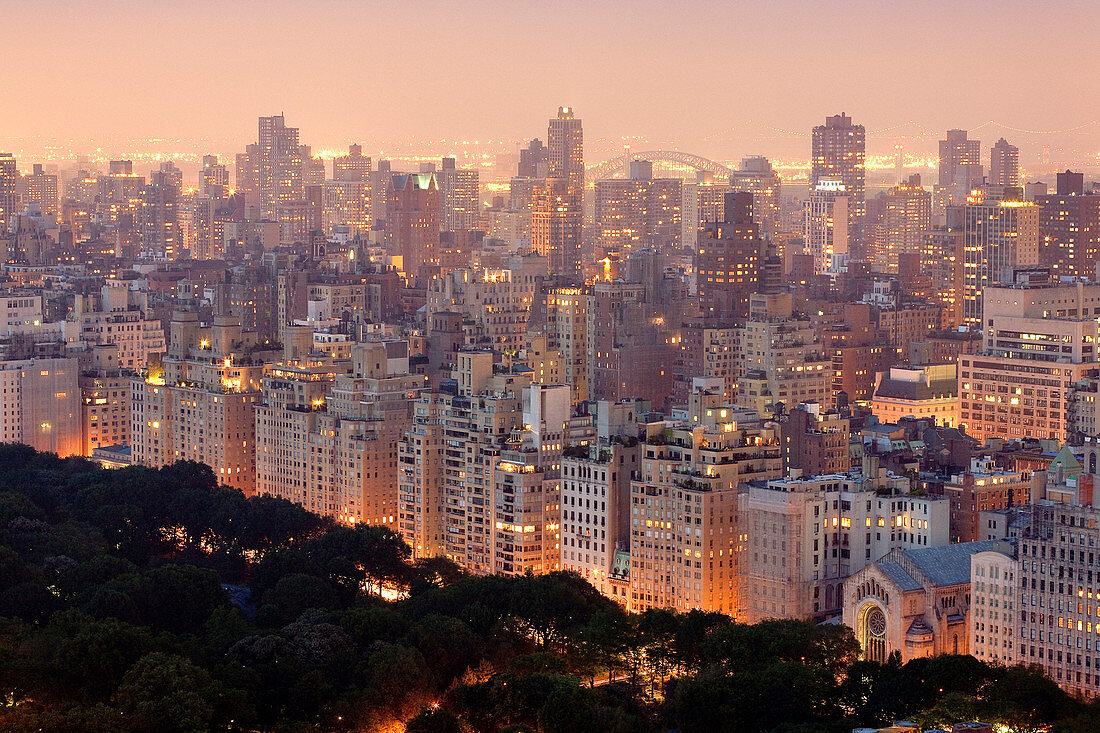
3, 0, 1100, 164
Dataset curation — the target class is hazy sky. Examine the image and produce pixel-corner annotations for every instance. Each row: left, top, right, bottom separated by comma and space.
4, 0, 1099, 160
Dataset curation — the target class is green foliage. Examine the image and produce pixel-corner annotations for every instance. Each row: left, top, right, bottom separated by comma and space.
0, 444, 1091, 733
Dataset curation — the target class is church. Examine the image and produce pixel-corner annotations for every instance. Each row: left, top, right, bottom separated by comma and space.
843, 540, 1014, 662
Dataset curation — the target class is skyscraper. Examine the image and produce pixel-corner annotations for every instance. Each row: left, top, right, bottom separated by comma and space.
879, 174, 932, 272
24, 164, 59, 218
697, 192, 763, 320
729, 156, 781, 240
542, 108, 584, 278
1036, 170, 1100, 278
387, 172, 440, 279
548, 107, 583, 190
961, 192, 1040, 326
437, 157, 479, 232
990, 137, 1020, 188
811, 114, 865, 258
803, 179, 849, 273
938, 129, 984, 205
0, 153, 16, 228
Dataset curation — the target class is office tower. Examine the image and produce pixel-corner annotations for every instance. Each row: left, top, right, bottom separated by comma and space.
437, 157, 479, 232
387, 172, 439, 279
803, 179, 850, 273
958, 276, 1100, 443
0, 356, 82, 457
737, 293, 833, 416
990, 137, 1020, 188
1036, 171, 1100, 278
201, 155, 230, 198
157, 161, 184, 198
0, 153, 16, 228
961, 192, 1040, 326
519, 138, 548, 178
548, 107, 584, 189
778, 402, 851, 476
938, 129, 984, 196
879, 174, 931, 272
740, 456, 950, 623
131, 313, 268, 495
922, 227, 966, 328
398, 353, 568, 574
540, 108, 584, 278
594, 168, 682, 252
697, 192, 763, 321
811, 114, 865, 257
628, 412, 782, 615
531, 179, 583, 278
256, 340, 425, 525
729, 156, 781, 240
24, 164, 59, 218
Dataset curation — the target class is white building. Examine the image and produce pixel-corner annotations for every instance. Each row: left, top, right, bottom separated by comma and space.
970, 547, 1019, 665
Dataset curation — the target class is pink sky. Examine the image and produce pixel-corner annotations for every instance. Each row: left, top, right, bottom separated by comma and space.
2, 0, 1098, 161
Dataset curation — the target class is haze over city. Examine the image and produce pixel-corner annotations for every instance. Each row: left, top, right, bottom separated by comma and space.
4, 0, 1100, 166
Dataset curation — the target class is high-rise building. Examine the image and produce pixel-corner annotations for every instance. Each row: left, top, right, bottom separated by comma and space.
959, 277, 1100, 443
969, 546, 1018, 666
531, 179, 583, 279
739, 457, 949, 622
398, 353, 569, 575
697, 192, 764, 320
387, 173, 439, 279
540, 108, 584, 278
24, 164, 59, 218
737, 293, 833, 416
131, 313, 269, 495
437, 157, 479, 232
256, 340, 425, 525
811, 114, 865, 257
961, 192, 1040, 326
803, 179, 850, 273
201, 155, 230, 198
138, 170, 179, 258
628, 413, 782, 614
548, 107, 584, 190
1036, 171, 1100, 278
878, 174, 931, 273
594, 168, 682, 252
0, 356, 82, 457
938, 129, 983, 197
518, 138, 548, 179
0, 153, 16, 228
990, 137, 1020, 188
729, 156, 781, 240
325, 144, 373, 236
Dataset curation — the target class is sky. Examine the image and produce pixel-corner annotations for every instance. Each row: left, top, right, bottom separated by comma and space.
3, 0, 1099, 163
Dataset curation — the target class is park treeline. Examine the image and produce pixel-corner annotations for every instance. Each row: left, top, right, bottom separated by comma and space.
1, 444, 1100, 733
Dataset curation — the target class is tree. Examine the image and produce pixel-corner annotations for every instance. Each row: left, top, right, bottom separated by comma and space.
406, 707, 463, 733
114, 652, 222, 733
